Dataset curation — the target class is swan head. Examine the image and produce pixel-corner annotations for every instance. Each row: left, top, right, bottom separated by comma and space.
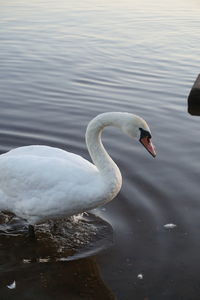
121, 114, 156, 158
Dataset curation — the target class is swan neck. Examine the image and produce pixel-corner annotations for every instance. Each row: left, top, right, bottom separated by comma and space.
85, 113, 122, 190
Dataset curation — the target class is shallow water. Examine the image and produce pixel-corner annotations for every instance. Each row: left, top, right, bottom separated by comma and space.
1, 0, 200, 299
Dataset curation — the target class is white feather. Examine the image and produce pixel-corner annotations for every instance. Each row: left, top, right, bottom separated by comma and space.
7, 281, 16, 289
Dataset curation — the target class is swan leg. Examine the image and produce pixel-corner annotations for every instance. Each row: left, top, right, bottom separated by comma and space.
28, 224, 35, 239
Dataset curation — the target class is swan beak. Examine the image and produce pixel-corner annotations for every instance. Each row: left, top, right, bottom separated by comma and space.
140, 137, 156, 158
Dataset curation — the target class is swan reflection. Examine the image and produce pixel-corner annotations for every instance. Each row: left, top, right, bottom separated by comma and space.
0, 211, 115, 299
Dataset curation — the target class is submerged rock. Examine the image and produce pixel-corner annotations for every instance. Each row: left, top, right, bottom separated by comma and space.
0, 211, 113, 262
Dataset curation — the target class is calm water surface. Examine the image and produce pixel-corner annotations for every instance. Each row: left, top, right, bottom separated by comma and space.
1, 0, 200, 299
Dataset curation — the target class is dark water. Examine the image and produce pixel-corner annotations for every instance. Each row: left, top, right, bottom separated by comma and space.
1, 0, 200, 299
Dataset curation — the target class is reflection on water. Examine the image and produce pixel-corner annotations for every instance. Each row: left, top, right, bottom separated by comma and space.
0, 211, 113, 262
0, 257, 115, 300
1, 0, 200, 299
0, 212, 114, 298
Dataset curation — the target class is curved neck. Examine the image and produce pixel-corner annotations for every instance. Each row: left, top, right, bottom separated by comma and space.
85, 112, 125, 196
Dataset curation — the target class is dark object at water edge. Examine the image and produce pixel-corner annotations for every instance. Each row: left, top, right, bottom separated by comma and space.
28, 224, 36, 239
188, 74, 200, 115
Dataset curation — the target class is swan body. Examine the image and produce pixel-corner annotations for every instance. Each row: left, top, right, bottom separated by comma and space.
0, 112, 156, 224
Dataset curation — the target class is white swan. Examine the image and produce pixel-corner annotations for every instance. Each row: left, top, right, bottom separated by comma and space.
0, 112, 156, 227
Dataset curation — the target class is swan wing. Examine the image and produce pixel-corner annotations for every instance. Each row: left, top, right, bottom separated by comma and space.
0, 146, 102, 220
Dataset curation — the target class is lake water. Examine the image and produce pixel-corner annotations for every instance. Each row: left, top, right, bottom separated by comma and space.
0, 0, 200, 299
